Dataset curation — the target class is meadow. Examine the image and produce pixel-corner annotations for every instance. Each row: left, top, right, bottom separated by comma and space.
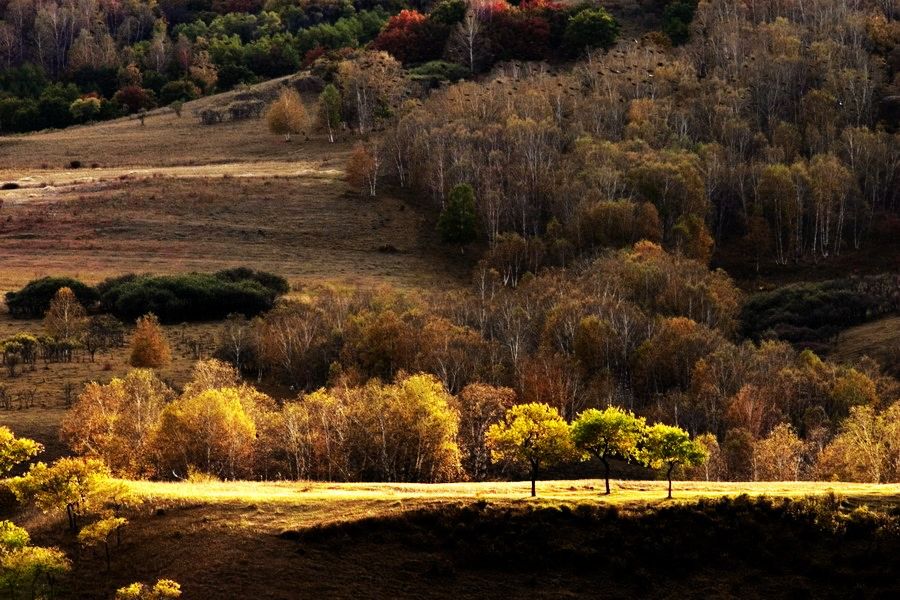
0, 84, 466, 292
7, 478, 899, 599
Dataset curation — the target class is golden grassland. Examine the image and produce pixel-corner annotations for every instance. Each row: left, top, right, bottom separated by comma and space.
123, 478, 900, 518
830, 315, 900, 377
5, 477, 897, 599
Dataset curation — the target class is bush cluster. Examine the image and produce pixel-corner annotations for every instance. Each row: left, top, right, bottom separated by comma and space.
5, 269, 288, 323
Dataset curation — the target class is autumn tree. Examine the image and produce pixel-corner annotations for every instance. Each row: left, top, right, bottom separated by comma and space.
486, 402, 575, 497
346, 142, 380, 198
129, 314, 171, 368
815, 402, 900, 483
641, 423, 707, 499
571, 406, 646, 495
753, 423, 804, 481
0, 522, 70, 600
10, 457, 118, 532
266, 88, 308, 142
61, 370, 174, 477
44, 286, 87, 342
151, 387, 260, 479
116, 579, 182, 600
437, 183, 478, 246
317, 84, 341, 143
0, 426, 42, 476
78, 516, 127, 571
457, 383, 516, 480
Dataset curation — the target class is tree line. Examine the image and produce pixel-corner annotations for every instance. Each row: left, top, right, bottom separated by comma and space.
326, 0, 899, 272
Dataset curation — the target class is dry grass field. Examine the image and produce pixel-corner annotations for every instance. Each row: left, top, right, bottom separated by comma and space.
830, 315, 900, 377
0, 82, 467, 292
6, 478, 898, 599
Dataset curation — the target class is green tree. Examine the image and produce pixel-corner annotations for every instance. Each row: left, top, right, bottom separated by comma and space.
571, 407, 646, 495
0, 427, 42, 476
641, 423, 707, 499
317, 84, 341, 143
437, 183, 478, 246
486, 403, 575, 497
563, 7, 619, 54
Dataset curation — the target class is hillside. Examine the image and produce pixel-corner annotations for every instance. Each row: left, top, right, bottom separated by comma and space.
0, 80, 467, 292
9, 479, 900, 599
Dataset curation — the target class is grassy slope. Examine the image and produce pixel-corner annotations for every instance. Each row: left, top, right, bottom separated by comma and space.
0, 79, 467, 292
8, 479, 900, 599
829, 315, 900, 377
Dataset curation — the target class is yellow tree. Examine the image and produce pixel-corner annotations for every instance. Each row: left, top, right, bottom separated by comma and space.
129, 314, 171, 368
44, 286, 87, 341
116, 580, 182, 599
571, 406, 646, 495
151, 388, 259, 479
640, 423, 707, 499
266, 88, 308, 142
0, 426, 42, 476
61, 369, 174, 477
486, 403, 575, 497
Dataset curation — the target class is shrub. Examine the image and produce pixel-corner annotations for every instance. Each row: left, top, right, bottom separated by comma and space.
98, 270, 287, 323
129, 314, 172, 368
5, 277, 99, 319
159, 80, 201, 105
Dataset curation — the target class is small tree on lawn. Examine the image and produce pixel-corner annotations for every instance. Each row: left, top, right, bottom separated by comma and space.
116, 579, 182, 599
346, 143, 379, 198
79, 516, 127, 571
437, 183, 478, 247
571, 406, 646, 495
266, 88, 308, 142
0, 427, 42, 476
641, 423, 707, 499
486, 402, 575, 497
318, 84, 341, 143
130, 314, 171, 368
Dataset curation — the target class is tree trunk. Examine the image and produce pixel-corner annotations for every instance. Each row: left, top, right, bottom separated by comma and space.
667, 464, 674, 499
530, 461, 538, 497
602, 457, 611, 495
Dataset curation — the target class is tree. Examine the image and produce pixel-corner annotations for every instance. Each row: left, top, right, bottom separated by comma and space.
640, 423, 707, 499
116, 579, 182, 600
563, 7, 619, 54
0, 533, 70, 600
151, 387, 260, 479
78, 516, 127, 571
457, 384, 516, 480
815, 402, 900, 483
571, 407, 646, 495
44, 286, 87, 342
0, 426, 42, 476
317, 84, 341, 143
129, 314, 171, 368
10, 457, 118, 532
437, 183, 478, 246
61, 369, 174, 477
486, 402, 575, 497
753, 423, 804, 481
266, 88, 308, 142
346, 143, 379, 198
